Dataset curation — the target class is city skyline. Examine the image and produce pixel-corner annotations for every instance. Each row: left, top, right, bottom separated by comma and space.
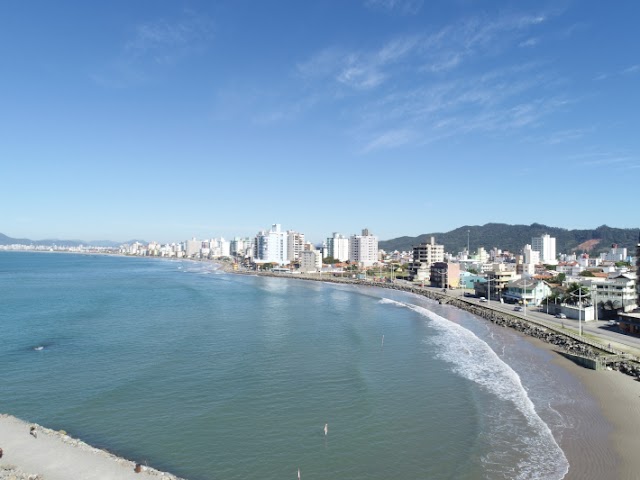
2, 1, 639, 243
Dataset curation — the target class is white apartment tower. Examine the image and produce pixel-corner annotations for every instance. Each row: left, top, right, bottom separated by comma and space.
523, 244, 540, 265
185, 238, 201, 258
230, 237, 252, 257
327, 232, 350, 262
254, 224, 289, 265
349, 229, 379, 266
532, 234, 557, 264
286, 231, 305, 262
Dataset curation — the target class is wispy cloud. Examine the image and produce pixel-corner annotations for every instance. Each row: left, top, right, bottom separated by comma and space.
519, 37, 539, 47
91, 10, 213, 87
297, 12, 550, 93
125, 13, 212, 63
364, 0, 424, 15
297, 35, 421, 90
568, 151, 638, 170
594, 63, 639, 81
271, 10, 566, 151
545, 128, 591, 145
351, 61, 567, 148
361, 129, 415, 153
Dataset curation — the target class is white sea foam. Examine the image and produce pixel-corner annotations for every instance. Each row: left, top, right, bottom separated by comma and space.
379, 298, 569, 480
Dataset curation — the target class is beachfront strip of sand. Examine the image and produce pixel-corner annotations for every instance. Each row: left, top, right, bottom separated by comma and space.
0, 414, 184, 480
528, 336, 640, 480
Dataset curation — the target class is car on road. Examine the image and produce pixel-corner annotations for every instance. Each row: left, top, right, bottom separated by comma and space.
555, 313, 567, 319
479, 297, 487, 302
608, 320, 618, 326
514, 306, 523, 311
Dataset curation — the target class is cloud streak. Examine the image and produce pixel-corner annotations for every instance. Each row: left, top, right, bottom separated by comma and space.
364, 0, 424, 15
91, 10, 213, 87
594, 63, 640, 81
297, 12, 550, 93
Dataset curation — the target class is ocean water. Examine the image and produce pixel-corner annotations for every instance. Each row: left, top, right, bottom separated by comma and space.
0, 252, 576, 479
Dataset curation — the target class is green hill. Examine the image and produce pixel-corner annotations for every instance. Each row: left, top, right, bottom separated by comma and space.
379, 223, 639, 255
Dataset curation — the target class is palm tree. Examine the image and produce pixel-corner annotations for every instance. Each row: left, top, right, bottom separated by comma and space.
564, 282, 590, 305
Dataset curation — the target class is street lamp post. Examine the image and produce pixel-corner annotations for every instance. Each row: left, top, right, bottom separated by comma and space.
568, 286, 590, 336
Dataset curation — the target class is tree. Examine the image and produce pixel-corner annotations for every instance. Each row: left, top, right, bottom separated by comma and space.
323, 256, 339, 264
564, 283, 590, 305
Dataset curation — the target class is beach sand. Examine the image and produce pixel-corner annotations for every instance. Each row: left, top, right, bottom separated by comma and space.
0, 415, 183, 480
523, 336, 640, 480
560, 361, 640, 480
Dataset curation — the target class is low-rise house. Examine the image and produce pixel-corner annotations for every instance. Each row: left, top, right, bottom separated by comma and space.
618, 311, 640, 336
460, 272, 485, 289
503, 278, 552, 306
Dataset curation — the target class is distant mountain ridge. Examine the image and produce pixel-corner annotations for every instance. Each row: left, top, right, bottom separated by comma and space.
379, 223, 640, 255
0, 233, 145, 248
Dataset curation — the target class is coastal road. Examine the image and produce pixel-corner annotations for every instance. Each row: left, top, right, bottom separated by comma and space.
428, 285, 640, 356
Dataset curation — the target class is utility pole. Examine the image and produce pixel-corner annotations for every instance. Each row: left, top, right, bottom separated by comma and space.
523, 278, 527, 317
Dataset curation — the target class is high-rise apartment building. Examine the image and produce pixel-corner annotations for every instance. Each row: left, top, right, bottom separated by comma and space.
254, 224, 289, 265
185, 238, 201, 258
349, 229, 378, 266
523, 244, 540, 265
409, 236, 444, 276
531, 234, 557, 264
326, 232, 350, 262
286, 231, 305, 262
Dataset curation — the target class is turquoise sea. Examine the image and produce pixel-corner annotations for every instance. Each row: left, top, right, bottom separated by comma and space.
1, 252, 590, 479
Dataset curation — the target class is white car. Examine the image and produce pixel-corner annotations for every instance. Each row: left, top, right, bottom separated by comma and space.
555, 313, 567, 319
479, 297, 487, 303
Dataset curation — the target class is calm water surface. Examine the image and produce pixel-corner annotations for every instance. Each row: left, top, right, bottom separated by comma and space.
0, 252, 573, 479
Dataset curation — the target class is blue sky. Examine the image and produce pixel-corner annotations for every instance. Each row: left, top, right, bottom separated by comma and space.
1, 0, 638, 244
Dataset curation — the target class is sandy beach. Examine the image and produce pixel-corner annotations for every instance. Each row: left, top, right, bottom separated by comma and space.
497, 330, 637, 480
553, 354, 640, 480
0, 415, 183, 480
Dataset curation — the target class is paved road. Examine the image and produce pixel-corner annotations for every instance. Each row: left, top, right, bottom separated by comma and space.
408, 283, 640, 356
